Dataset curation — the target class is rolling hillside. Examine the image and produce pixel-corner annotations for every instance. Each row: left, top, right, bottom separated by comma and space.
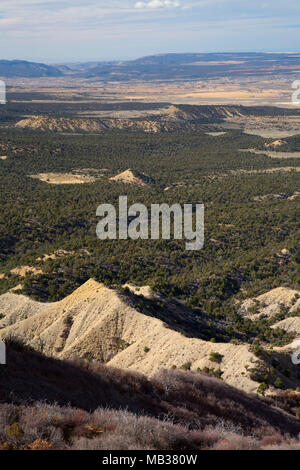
0, 60, 63, 78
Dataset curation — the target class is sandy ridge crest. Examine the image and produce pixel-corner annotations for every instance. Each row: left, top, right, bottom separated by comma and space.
0, 279, 260, 393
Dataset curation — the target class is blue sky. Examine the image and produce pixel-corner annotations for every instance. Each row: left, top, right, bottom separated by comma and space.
0, 0, 299, 62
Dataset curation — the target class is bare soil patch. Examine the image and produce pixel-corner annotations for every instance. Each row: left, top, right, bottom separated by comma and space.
30, 172, 103, 185
239, 149, 300, 159
10, 266, 44, 277
205, 132, 227, 136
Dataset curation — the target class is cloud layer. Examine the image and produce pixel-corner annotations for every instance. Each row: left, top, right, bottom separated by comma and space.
0, 1, 299, 61
135, 0, 180, 9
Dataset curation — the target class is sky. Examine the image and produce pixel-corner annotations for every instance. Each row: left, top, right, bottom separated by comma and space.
0, 0, 299, 62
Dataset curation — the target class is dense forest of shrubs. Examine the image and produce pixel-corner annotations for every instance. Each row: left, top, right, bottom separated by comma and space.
0, 105, 299, 357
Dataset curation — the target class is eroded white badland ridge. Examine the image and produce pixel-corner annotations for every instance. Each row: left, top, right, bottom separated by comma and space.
0, 279, 260, 392
109, 169, 151, 186
0, 280, 299, 393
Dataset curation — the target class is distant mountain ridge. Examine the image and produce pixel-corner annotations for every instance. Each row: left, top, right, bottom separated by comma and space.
76, 52, 300, 81
2, 52, 300, 79
0, 59, 63, 78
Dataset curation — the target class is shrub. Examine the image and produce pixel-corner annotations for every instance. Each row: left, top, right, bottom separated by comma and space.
252, 342, 263, 357
63, 315, 73, 326
181, 362, 191, 371
212, 369, 224, 380
116, 338, 130, 351
274, 377, 284, 389
261, 434, 283, 447
0, 441, 15, 450
87, 425, 104, 436
209, 352, 223, 364
27, 439, 54, 450
6, 422, 24, 440
257, 382, 269, 396
213, 434, 260, 450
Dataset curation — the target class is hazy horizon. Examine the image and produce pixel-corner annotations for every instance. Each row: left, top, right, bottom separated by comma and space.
2, 50, 300, 66
0, 1, 300, 62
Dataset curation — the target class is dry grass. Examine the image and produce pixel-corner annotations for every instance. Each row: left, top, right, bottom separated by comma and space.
0, 396, 299, 450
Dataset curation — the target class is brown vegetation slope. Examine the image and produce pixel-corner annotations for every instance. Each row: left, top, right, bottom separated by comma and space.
0, 341, 299, 450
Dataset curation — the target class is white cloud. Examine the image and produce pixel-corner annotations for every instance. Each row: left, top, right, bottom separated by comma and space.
135, 0, 180, 10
